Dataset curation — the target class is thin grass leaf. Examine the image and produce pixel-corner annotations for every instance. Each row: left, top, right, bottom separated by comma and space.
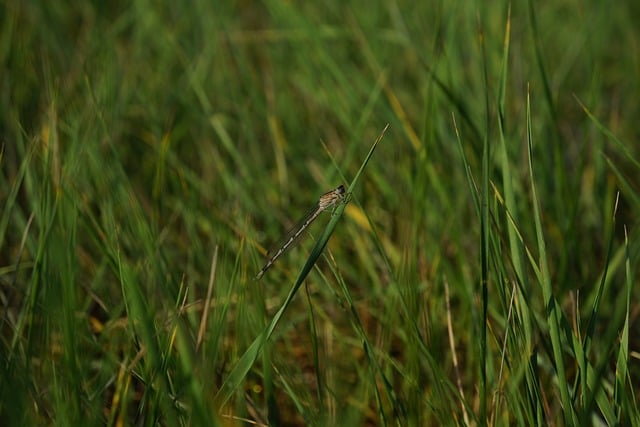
452, 113, 481, 216
528, 0, 558, 126
575, 96, 640, 169
580, 193, 619, 406
301, 282, 326, 418
526, 87, 577, 425
496, 8, 541, 422
331, 258, 406, 424
117, 248, 181, 427
478, 12, 492, 423
615, 227, 639, 423
603, 155, 640, 210
213, 125, 389, 409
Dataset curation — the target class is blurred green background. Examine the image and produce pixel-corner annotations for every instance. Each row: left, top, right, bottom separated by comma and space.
1, 1, 639, 425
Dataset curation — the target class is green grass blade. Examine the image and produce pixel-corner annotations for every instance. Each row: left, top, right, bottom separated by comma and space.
496, 6, 542, 423
575, 96, 640, 169
528, 0, 558, 126
582, 194, 618, 363
333, 264, 406, 423
614, 227, 636, 422
214, 125, 389, 409
526, 88, 577, 425
452, 114, 481, 216
603, 155, 640, 210
478, 12, 491, 424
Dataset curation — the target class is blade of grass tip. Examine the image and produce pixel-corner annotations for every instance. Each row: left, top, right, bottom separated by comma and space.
346, 123, 389, 193
290, 123, 389, 288
526, 86, 577, 425
452, 113, 481, 217
324, 124, 394, 283
214, 125, 389, 409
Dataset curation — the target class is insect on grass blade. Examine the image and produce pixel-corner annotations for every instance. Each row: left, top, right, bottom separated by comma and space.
255, 185, 346, 280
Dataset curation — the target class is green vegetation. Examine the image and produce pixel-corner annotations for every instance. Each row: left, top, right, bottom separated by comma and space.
1, 1, 639, 425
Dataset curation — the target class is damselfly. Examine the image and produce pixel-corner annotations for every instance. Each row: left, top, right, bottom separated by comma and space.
255, 185, 346, 280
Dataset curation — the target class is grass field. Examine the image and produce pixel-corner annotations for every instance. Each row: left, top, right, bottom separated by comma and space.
1, 1, 639, 425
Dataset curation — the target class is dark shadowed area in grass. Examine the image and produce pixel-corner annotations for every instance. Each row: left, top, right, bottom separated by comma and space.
1, 1, 639, 425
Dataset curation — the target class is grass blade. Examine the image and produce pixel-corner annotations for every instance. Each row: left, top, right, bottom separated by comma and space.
525, 87, 577, 425
214, 125, 389, 409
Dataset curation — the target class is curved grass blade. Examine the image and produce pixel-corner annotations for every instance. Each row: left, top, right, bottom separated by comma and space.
213, 124, 389, 410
